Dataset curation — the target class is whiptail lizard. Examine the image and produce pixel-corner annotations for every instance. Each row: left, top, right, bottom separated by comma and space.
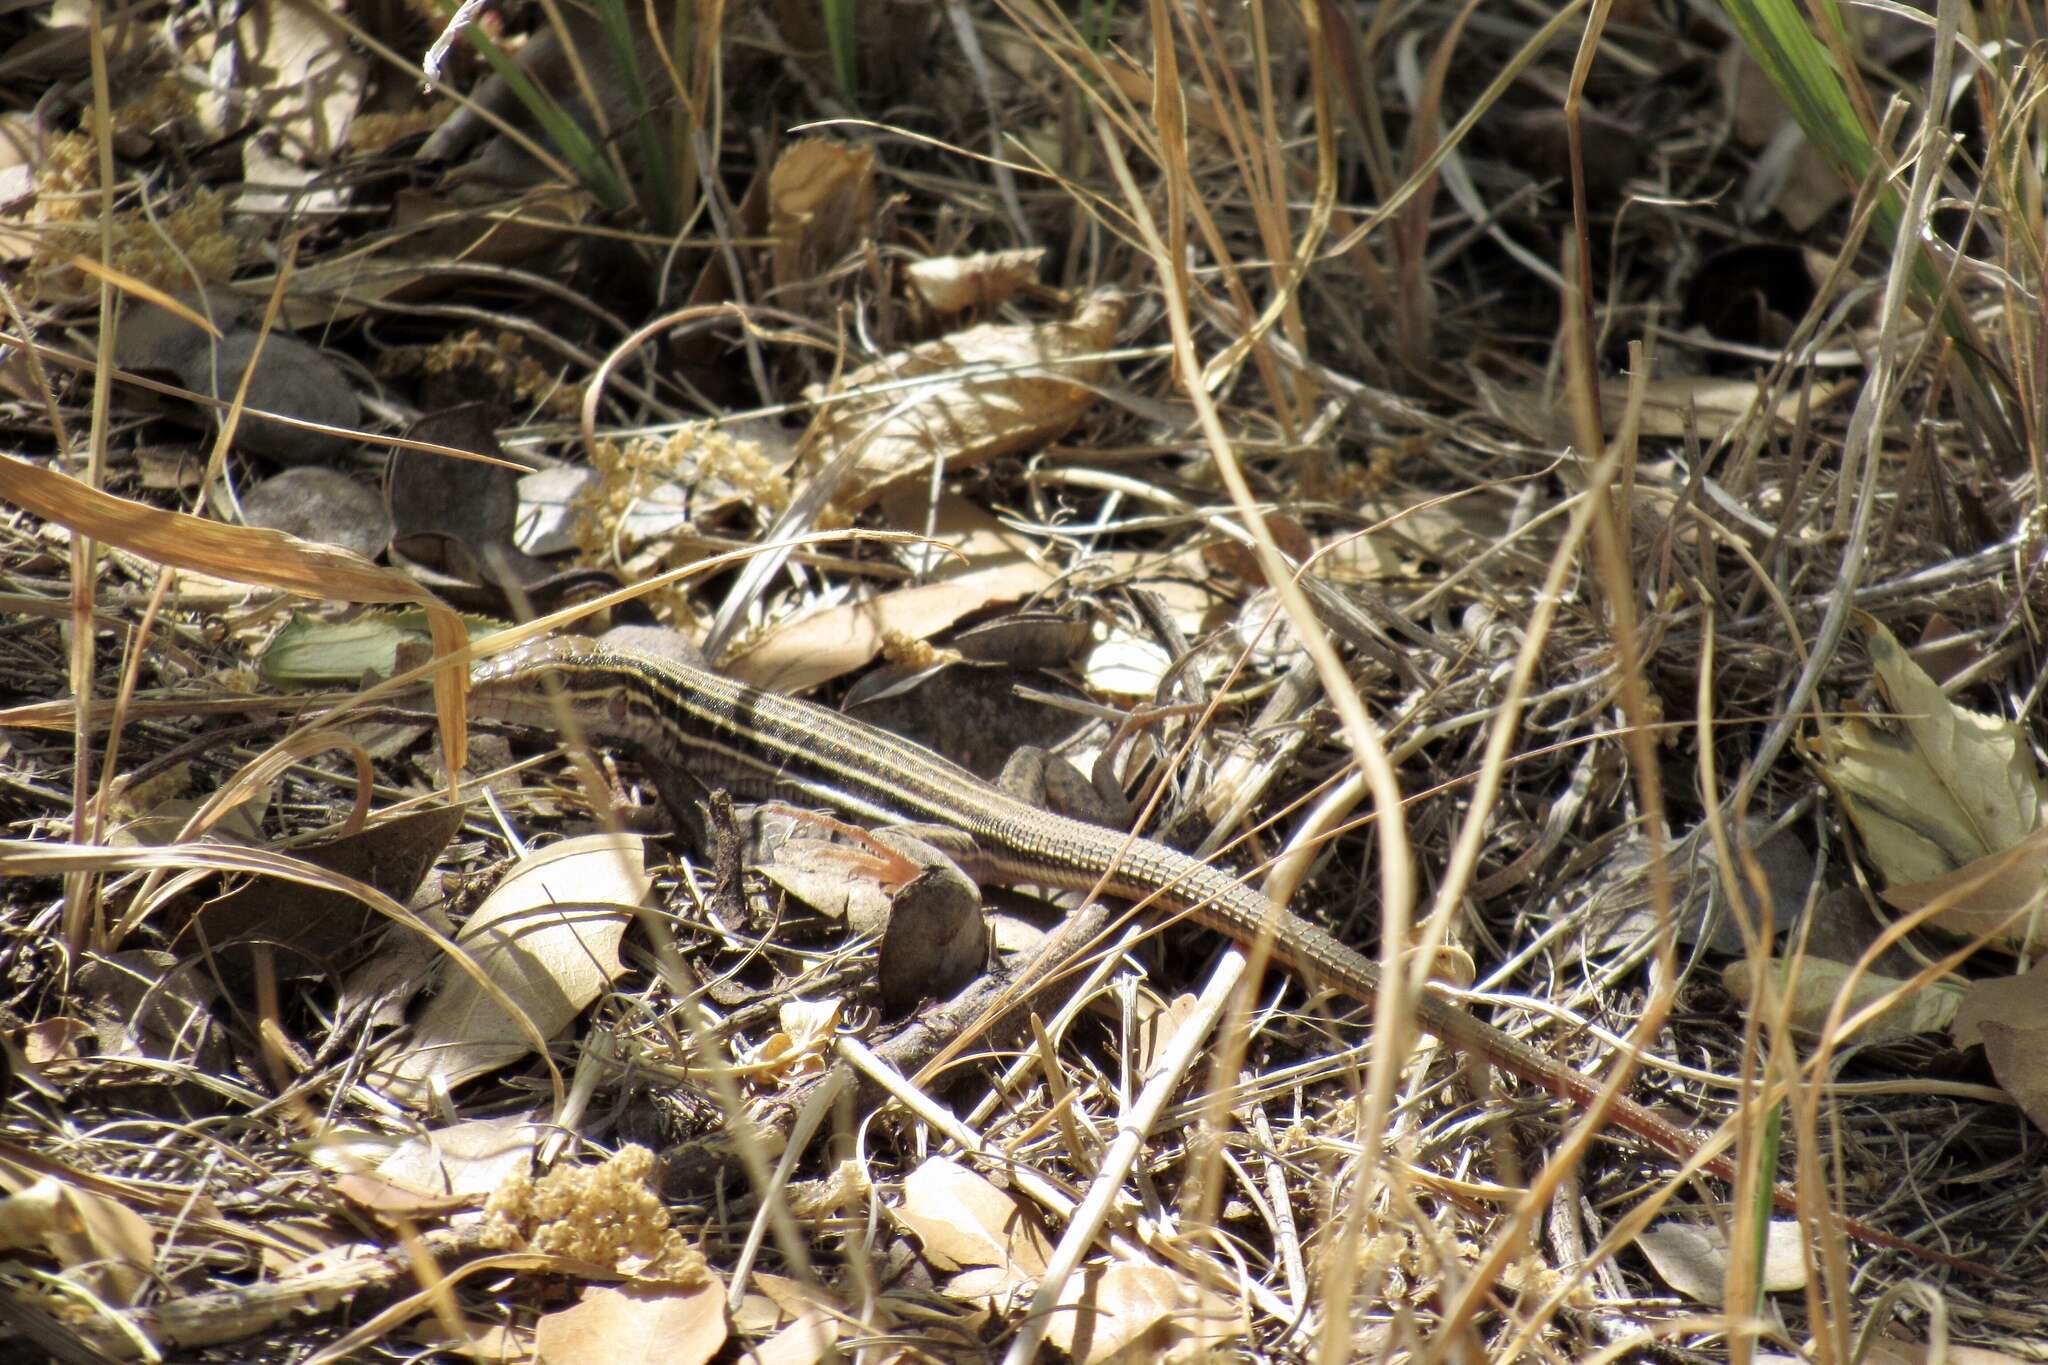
467, 635, 1982, 1273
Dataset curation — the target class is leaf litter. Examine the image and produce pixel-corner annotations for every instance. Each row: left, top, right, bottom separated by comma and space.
0, 0, 2044, 1360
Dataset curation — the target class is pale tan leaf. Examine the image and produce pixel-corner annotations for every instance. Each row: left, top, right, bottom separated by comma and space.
769, 139, 875, 296
226, 0, 367, 161
904, 248, 1046, 315
371, 834, 647, 1102
374, 1115, 543, 1200
1807, 615, 2048, 884
416, 1321, 537, 1363
0, 1169, 156, 1301
1952, 961, 2048, 1137
1721, 957, 1960, 1046
737, 1309, 838, 1365
896, 1156, 1051, 1277
1082, 630, 1172, 701
1633, 1221, 1807, 1303
739, 998, 843, 1084
534, 1281, 727, 1365
1045, 1259, 1243, 1363
725, 494, 1053, 693
1880, 829, 2048, 951
798, 291, 1123, 515
0, 114, 40, 262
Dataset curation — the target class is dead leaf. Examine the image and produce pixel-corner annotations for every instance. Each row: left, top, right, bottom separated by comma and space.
725, 493, 1054, 693
173, 327, 364, 465
737, 1308, 839, 1365
1720, 956, 1960, 1045
223, 0, 366, 159
1082, 630, 1172, 701
769, 140, 874, 300
741, 998, 844, 1084
904, 248, 1046, 315
0, 1163, 156, 1302
876, 837, 986, 1014
797, 291, 1124, 516
1131, 994, 1202, 1082
1952, 960, 2048, 1137
180, 803, 467, 979
373, 1113, 543, 1201
1879, 829, 2048, 952
895, 1156, 1052, 1277
415, 1320, 537, 1364
370, 833, 648, 1103
1605, 374, 1855, 440
76, 950, 227, 1069
1633, 1220, 1807, 1303
534, 1280, 727, 1365
223, 0, 367, 222
1201, 511, 1313, 585
0, 113, 45, 262
1807, 615, 2048, 886
1047, 1259, 1242, 1364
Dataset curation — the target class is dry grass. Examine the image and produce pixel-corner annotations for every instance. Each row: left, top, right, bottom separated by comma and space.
0, 0, 2043, 1360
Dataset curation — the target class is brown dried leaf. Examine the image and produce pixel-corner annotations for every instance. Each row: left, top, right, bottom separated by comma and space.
1809, 615, 2048, 887
769, 139, 875, 298
1720, 956, 1961, 1045
1633, 1221, 1807, 1303
1952, 960, 2048, 1137
1880, 829, 2048, 952
904, 248, 1046, 315
370, 834, 648, 1103
1047, 1260, 1243, 1364
535, 1281, 727, 1365
1200, 511, 1313, 585
798, 291, 1123, 516
0, 1161, 156, 1302
895, 1156, 1051, 1277
225, 0, 366, 217
724, 494, 1053, 693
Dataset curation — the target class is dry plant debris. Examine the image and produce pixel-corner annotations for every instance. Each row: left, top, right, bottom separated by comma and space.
0, 0, 2045, 1360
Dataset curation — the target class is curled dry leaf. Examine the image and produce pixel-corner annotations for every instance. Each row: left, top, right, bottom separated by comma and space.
243, 467, 391, 558
904, 247, 1046, 315
1082, 629, 1173, 701
221, 0, 367, 215
0, 1161, 156, 1303
875, 835, 986, 1014
178, 329, 363, 465
1807, 614, 2047, 887
370, 833, 649, 1104
1200, 510, 1314, 585
769, 139, 875, 300
724, 494, 1054, 693
797, 291, 1124, 516
740, 998, 844, 1084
